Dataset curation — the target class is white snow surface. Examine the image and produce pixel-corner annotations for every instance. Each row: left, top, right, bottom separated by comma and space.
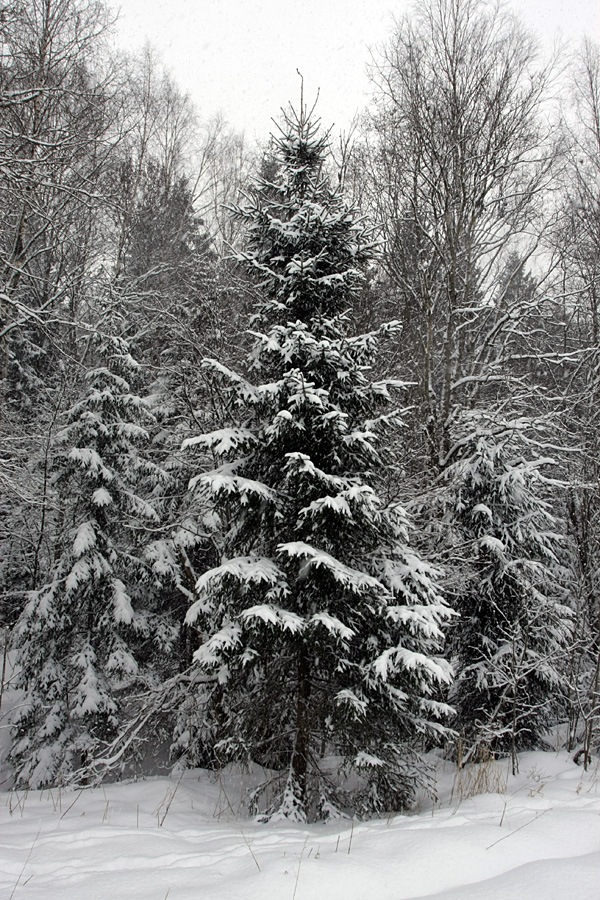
1, 751, 599, 899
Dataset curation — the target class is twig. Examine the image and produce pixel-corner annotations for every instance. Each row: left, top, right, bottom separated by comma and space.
10, 829, 40, 899
486, 807, 551, 850
292, 836, 309, 900
0, 628, 9, 713
499, 800, 507, 828
159, 770, 184, 827
218, 779, 261, 871
60, 788, 84, 820
347, 819, 355, 855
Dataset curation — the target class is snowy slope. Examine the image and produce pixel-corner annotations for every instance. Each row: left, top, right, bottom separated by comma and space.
1, 752, 599, 900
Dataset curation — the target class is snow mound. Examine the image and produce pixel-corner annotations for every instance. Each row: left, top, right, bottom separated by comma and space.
1, 751, 599, 899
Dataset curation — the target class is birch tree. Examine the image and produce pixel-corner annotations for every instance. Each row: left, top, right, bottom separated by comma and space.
366, 0, 558, 472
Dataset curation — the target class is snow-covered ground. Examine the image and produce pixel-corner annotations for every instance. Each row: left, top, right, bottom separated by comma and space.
1, 751, 599, 900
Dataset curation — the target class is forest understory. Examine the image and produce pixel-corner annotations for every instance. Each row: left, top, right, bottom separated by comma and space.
1, 0, 600, 824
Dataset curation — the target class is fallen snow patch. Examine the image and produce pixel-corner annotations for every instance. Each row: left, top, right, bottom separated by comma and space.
0, 751, 599, 899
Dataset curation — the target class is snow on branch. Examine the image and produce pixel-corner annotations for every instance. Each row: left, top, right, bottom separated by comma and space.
284, 452, 350, 490
310, 611, 355, 642
182, 427, 259, 455
374, 646, 452, 685
189, 468, 278, 507
239, 604, 304, 633
69, 447, 113, 481
186, 557, 287, 624
278, 540, 384, 593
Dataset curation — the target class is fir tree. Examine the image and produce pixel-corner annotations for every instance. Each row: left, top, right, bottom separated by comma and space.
183, 104, 453, 821
10, 335, 173, 787
441, 425, 572, 767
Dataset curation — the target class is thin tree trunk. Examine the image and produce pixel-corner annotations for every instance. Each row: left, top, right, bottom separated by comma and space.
291, 644, 311, 813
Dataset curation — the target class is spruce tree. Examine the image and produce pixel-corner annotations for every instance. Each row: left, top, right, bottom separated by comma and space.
183, 105, 453, 820
10, 335, 172, 787
440, 426, 572, 767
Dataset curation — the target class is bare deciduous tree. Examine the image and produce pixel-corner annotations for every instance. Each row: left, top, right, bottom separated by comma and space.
366, 0, 559, 471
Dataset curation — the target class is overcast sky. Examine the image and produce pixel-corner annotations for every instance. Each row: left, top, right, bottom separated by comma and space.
109, 0, 600, 144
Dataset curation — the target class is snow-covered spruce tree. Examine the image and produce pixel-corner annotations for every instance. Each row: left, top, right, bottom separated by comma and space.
10, 335, 174, 787
183, 105, 453, 821
440, 426, 572, 767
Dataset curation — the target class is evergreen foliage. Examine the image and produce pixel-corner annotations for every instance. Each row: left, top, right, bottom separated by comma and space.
183, 105, 453, 821
10, 336, 174, 787
3, 0, 598, 805
441, 427, 573, 764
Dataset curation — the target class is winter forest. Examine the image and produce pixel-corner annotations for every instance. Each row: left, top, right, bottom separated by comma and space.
1, 0, 600, 825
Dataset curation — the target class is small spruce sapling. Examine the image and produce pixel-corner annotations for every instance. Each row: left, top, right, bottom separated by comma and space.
10, 335, 165, 786
442, 427, 572, 767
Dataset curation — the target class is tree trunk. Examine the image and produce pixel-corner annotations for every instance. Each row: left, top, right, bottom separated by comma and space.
291, 644, 311, 812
